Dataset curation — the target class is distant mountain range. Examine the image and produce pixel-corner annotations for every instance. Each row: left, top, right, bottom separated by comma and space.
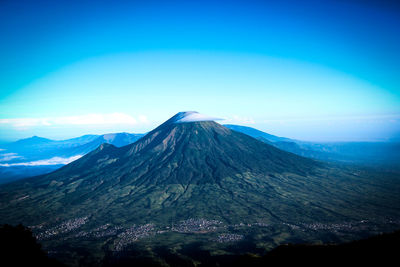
1, 132, 144, 161
223, 124, 293, 143
0, 112, 399, 265
0, 133, 144, 184
224, 124, 400, 166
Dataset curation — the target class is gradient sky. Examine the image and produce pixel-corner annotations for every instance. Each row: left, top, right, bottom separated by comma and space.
0, 0, 399, 142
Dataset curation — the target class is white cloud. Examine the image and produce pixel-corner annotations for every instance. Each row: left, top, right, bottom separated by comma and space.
0, 118, 51, 127
174, 111, 222, 123
222, 115, 255, 125
0, 155, 82, 167
260, 113, 400, 123
138, 115, 149, 123
0, 153, 22, 162
0, 113, 148, 128
55, 113, 139, 125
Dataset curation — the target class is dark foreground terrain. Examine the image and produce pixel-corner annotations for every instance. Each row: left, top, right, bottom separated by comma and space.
1, 224, 399, 266
104, 230, 400, 267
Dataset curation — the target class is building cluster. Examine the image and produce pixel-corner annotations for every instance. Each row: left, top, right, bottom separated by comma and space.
32, 216, 400, 252
215, 234, 244, 243
171, 218, 223, 233
113, 224, 155, 251
301, 221, 361, 232
72, 224, 124, 239
35, 216, 89, 240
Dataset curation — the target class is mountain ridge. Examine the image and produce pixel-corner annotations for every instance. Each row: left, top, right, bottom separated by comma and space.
225, 124, 400, 166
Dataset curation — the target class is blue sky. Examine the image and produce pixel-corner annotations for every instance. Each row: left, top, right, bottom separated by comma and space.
0, 0, 399, 142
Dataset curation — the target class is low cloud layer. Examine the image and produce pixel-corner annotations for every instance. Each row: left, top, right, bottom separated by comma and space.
222, 115, 256, 125
0, 153, 22, 162
0, 155, 82, 167
0, 113, 148, 128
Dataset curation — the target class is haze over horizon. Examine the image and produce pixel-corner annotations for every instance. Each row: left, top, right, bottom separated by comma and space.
1, 0, 399, 142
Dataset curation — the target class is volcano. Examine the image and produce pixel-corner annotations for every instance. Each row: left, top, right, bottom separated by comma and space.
1, 112, 399, 242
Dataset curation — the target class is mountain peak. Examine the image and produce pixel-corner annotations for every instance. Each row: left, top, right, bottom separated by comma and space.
14, 135, 53, 145
172, 111, 221, 123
